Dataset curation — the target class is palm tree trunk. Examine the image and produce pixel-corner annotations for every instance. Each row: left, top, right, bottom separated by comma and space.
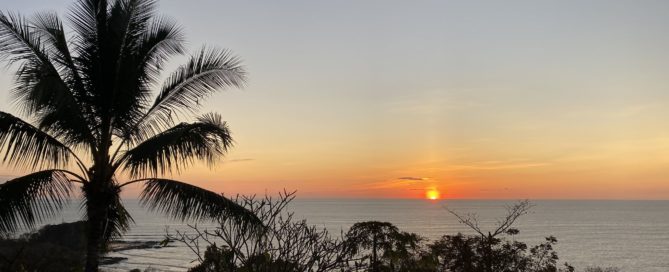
83, 175, 112, 272
85, 200, 105, 272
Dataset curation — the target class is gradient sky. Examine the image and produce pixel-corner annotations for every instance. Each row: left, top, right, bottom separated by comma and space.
2, 0, 669, 199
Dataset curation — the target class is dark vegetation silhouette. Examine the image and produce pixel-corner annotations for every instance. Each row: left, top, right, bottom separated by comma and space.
170, 191, 352, 272
344, 221, 400, 272
0, 0, 262, 271
0, 221, 86, 271
0, 220, 169, 271
171, 195, 614, 272
344, 222, 428, 271
0, 194, 621, 271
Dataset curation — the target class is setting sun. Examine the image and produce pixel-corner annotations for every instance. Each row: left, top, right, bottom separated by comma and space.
426, 189, 440, 200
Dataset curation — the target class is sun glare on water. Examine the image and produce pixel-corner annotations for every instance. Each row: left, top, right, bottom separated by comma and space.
426, 189, 440, 200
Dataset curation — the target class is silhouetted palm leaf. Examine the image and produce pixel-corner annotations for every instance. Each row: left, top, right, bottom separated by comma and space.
0, 12, 47, 65
0, 170, 72, 233
107, 0, 159, 133
134, 47, 245, 141
0, 12, 94, 146
0, 112, 72, 169
121, 113, 233, 177
138, 16, 184, 83
102, 197, 133, 242
31, 11, 92, 115
31, 12, 78, 76
83, 189, 133, 244
140, 178, 261, 226
113, 15, 186, 139
67, 0, 106, 45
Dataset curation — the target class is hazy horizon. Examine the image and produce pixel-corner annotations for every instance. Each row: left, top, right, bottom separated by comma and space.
2, 0, 669, 200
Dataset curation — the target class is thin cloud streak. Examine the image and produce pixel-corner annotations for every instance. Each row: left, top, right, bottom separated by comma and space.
227, 158, 255, 163
397, 176, 428, 181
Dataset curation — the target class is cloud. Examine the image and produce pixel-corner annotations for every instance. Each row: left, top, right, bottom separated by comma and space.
227, 158, 255, 163
479, 187, 510, 192
355, 177, 433, 190
397, 176, 428, 181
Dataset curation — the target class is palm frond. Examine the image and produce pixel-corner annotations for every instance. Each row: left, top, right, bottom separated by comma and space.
31, 12, 78, 77
0, 170, 72, 233
107, 0, 158, 132
140, 178, 261, 227
0, 112, 72, 169
11, 59, 95, 147
101, 196, 133, 243
0, 11, 95, 147
0, 11, 67, 113
112, 16, 184, 141
0, 12, 46, 66
68, 0, 111, 134
67, 0, 105, 82
137, 16, 184, 85
121, 113, 233, 177
31, 12, 89, 107
133, 47, 245, 141
34, 102, 96, 148
110, 0, 156, 34
68, 0, 108, 45
109, 0, 156, 52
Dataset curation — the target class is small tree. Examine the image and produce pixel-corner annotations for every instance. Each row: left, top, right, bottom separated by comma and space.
344, 221, 399, 272
429, 233, 477, 272
382, 231, 434, 272
433, 200, 575, 272
343, 222, 436, 272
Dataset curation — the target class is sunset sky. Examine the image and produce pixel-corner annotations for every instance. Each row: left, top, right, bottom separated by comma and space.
2, 0, 669, 199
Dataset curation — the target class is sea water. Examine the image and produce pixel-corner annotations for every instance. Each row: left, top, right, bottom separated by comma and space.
29, 199, 669, 271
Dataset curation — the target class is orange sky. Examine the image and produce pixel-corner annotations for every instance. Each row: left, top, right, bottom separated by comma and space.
2, 0, 669, 199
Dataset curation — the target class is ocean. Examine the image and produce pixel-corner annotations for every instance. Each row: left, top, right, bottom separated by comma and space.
28, 199, 669, 271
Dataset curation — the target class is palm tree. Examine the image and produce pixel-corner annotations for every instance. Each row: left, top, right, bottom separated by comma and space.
0, 0, 261, 271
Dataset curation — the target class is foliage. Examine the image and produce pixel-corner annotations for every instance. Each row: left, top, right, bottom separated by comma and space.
173, 197, 613, 272
343, 222, 433, 271
188, 245, 303, 272
428, 232, 574, 272
430, 200, 574, 272
0, 221, 86, 272
344, 221, 399, 271
0, 0, 259, 270
169, 191, 352, 272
